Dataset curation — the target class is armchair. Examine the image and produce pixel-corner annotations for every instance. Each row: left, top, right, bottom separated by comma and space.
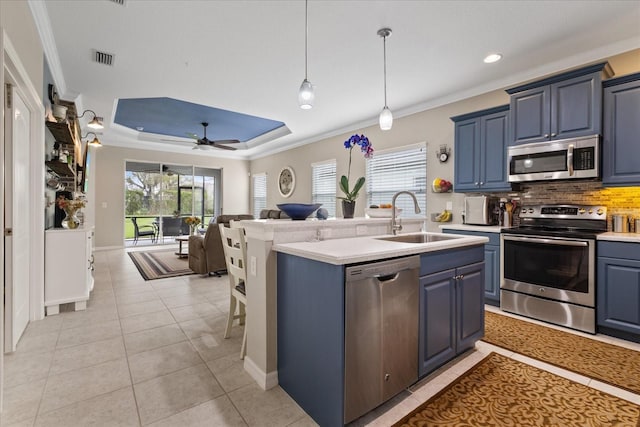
188, 214, 254, 276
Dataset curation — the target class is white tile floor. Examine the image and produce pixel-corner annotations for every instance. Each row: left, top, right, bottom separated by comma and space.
2, 247, 639, 426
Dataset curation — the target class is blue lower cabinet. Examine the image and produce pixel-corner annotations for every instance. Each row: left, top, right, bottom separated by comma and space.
277, 254, 345, 427
597, 241, 640, 342
419, 247, 485, 377
443, 229, 500, 306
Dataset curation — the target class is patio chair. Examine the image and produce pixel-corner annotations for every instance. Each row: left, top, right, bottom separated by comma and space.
131, 217, 157, 244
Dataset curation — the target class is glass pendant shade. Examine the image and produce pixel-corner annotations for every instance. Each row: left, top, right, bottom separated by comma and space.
298, 79, 315, 109
379, 106, 393, 130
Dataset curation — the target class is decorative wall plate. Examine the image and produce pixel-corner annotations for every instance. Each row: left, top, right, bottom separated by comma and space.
278, 166, 295, 198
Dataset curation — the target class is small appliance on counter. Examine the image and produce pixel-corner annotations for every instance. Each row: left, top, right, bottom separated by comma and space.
464, 196, 499, 225
612, 214, 630, 233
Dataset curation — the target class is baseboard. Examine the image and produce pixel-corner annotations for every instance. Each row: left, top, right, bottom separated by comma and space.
244, 356, 278, 390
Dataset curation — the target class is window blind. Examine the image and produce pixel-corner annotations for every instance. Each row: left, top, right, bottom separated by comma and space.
312, 160, 337, 218
366, 145, 427, 216
252, 173, 267, 218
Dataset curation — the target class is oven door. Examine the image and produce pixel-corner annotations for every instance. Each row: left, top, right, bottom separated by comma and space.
501, 234, 595, 307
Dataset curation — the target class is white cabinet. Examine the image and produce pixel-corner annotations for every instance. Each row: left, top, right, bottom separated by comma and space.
45, 227, 94, 315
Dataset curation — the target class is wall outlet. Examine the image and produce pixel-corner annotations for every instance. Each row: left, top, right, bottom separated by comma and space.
446, 201, 453, 211
250, 256, 257, 276
356, 225, 368, 236
101, 202, 108, 208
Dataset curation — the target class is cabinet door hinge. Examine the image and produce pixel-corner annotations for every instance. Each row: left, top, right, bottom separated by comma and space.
5, 83, 13, 109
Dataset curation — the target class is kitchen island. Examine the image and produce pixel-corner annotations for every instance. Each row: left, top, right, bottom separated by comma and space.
273, 231, 488, 426
239, 217, 428, 390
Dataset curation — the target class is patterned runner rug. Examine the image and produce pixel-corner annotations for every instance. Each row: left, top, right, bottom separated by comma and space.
483, 310, 640, 395
128, 249, 194, 280
394, 352, 640, 427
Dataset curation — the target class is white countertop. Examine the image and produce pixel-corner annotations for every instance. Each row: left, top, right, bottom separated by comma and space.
597, 232, 640, 243
273, 232, 489, 265
439, 224, 504, 233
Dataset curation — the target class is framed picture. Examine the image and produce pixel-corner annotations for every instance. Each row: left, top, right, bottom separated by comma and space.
278, 166, 295, 198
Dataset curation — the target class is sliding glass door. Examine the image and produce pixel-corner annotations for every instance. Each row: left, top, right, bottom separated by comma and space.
125, 161, 221, 246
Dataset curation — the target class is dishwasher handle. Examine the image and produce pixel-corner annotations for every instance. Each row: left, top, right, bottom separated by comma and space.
374, 273, 399, 282
346, 255, 421, 282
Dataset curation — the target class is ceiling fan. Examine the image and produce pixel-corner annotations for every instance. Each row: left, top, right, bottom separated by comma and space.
189, 122, 240, 151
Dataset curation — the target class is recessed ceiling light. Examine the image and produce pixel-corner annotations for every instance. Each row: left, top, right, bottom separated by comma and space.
484, 53, 503, 64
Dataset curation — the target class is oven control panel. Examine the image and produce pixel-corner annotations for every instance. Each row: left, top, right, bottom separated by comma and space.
520, 204, 607, 220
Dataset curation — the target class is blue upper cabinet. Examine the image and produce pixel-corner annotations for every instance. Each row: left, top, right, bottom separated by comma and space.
507, 62, 612, 146
451, 105, 511, 192
602, 72, 640, 186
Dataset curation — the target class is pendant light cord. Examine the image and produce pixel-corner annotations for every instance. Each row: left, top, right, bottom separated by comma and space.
383, 33, 388, 108
304, 0, 309, 80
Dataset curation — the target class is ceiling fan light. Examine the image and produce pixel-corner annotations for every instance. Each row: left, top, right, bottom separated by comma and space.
298, 79, 314, 109
379, 106, 393, 130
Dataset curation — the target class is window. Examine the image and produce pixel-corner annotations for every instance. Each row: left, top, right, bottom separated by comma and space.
312, 160, 337, 218
252, 173, 267, 218
366, 144, 427, 216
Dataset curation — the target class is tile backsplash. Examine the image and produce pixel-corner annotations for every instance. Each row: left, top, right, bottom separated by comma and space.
486, 181, 640, 230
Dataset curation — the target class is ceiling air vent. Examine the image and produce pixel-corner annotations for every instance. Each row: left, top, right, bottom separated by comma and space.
93, 50, 115, 66
108, 0, 126, 5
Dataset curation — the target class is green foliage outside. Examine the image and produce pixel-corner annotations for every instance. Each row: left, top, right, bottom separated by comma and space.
124, 169, 217, 240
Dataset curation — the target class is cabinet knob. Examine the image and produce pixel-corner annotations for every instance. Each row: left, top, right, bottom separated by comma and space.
544, 133, 549, 138
551, 133, 557, 137
475, 182, 479, 186
479, 182, 484, 186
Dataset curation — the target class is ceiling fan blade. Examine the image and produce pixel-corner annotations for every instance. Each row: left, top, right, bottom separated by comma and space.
213, 142, 237, 151
212, 139, 240, 144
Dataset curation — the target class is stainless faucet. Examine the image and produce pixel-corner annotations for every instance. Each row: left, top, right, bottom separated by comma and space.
391, 191, 421, 235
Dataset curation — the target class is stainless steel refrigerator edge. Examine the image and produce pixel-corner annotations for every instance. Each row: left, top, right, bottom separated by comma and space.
344, 256, 420, 424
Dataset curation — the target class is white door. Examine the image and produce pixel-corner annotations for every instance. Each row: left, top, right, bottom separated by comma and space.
4, 84, 31, 352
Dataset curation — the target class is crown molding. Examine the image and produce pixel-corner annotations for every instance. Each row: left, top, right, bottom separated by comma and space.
28, 0, 75, 100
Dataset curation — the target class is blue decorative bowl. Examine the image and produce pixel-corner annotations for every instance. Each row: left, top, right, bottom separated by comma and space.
277, 203, 322, 220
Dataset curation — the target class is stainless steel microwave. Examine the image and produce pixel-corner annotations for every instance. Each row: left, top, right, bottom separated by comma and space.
507, 135, 600, 182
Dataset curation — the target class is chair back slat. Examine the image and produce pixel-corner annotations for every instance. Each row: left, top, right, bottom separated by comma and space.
219, 224, 248, 287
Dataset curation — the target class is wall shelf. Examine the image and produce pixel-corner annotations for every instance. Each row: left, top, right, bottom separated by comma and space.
45, 160, 75, 178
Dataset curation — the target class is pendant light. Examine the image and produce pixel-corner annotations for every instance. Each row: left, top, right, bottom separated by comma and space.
77, 109, 104, 129
377, 28, 393, 130
83, 132, 102, 147
298, 0, 314, 109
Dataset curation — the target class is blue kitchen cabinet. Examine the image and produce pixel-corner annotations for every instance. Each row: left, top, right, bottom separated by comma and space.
277, 254, 345, 427
597, 241, 640, 343
506, 62, 611, 146
419, 246, 485, 377
443, 229, 500, 306
451, 105, 511, 192
602, 72, 640, 186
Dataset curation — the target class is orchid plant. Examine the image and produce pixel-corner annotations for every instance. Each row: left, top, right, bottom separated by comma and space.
339, 134, 374, 202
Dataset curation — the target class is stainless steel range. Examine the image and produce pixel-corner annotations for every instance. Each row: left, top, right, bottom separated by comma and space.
501, 204, 607, 334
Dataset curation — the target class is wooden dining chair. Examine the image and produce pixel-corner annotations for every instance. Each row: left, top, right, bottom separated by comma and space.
219, 223, 248, 359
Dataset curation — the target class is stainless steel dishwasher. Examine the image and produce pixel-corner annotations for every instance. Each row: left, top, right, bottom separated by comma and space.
344, 255, 420, 424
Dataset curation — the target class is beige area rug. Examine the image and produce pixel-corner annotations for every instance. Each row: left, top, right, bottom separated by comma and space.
128, 249, 194, 280
483, 310, 640, 395
394, 352, 640, 427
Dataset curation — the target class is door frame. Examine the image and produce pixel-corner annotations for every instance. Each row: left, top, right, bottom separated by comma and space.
1, 27, 46, 405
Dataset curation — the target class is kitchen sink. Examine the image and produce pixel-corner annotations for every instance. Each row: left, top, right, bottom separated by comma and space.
375, 233, 461, 244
